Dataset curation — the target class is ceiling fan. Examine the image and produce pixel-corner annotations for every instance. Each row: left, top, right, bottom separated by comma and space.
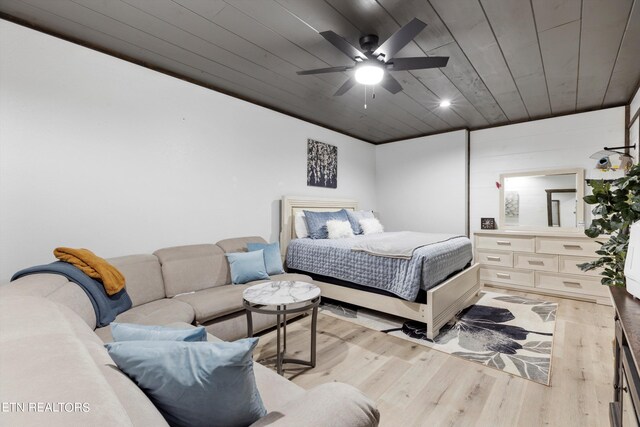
297, 18, 449, 96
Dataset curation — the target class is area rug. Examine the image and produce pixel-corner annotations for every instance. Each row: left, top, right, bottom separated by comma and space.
320, 291, 557, 385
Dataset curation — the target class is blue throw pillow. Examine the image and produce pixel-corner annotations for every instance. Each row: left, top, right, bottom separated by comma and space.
225, 250, 270, 284
346, 210, 375, 235
111, 323, 207, 342
247, 242, 285, 276
303, 209, 350, 239
106, 338, 266, 427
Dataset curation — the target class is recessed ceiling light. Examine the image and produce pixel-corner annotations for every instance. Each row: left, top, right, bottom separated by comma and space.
355, 62, 384, 85
439, 99, 451, 108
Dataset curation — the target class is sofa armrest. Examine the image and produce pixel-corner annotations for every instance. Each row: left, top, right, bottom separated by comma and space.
250, 382, 379, 427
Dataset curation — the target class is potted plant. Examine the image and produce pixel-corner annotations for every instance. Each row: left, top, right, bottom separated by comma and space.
579, 163, 640, 286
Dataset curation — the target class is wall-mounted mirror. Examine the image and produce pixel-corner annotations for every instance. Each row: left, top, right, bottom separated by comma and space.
499, 168, 585, 231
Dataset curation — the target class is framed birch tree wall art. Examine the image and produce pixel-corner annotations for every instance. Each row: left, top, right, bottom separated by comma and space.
307, 139, 337, 189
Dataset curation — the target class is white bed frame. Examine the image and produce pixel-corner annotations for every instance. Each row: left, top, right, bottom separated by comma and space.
280, 196, 481, 339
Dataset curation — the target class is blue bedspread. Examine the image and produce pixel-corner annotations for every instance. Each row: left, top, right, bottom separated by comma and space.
286, 234, 472, 301
11, 261, 132, 327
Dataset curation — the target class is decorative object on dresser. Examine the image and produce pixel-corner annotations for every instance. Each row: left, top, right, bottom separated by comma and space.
609, 287, 640, 427
475, 230, 609, 305
580, 163, 640, 287
481, 217, 496, 230
307, 139, 337, 189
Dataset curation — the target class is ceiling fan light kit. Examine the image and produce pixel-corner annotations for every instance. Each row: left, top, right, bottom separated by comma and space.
297, 18, 450, 98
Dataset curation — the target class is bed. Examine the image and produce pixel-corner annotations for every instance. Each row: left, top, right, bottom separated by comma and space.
280, 196, 480, 340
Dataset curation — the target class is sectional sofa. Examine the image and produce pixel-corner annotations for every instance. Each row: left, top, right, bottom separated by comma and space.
0, 236, 380, 426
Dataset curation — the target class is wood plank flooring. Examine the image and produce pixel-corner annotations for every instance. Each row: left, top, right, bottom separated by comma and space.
254, 288, 614, 427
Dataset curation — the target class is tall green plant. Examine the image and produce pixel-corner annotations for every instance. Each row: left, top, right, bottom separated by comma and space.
580, 163, 640, 286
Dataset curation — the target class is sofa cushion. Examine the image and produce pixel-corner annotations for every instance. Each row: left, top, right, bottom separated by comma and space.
154, 244, 229, 297
174, 284, 249, 323
106, 338, 267, 427
216, 236, 267, 254
111, 323, 207, 342
1, 274, 97, 329
0, 296, 136, 426
108, 254, 165, 307
226, 250, 270, 284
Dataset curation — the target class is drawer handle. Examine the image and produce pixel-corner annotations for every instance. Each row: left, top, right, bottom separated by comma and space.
528, 260, 544, 265
496, 241, 511, 246
496, 273, 511, 279
563, 281, 582, 288
487, 256, 501, 261
563, 244, 582, 250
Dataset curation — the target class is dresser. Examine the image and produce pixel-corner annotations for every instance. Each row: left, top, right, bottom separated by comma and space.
475, 230, 610, 305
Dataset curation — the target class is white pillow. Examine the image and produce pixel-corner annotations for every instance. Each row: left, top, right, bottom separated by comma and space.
359, 218, 384, 235
294, 212, 309, 238
326, 220, 355, 239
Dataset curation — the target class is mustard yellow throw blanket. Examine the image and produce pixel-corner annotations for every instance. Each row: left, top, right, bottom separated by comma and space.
54, 247, 125, 295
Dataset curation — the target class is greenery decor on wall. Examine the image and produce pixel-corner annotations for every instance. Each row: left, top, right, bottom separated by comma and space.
579, 163, 640, 286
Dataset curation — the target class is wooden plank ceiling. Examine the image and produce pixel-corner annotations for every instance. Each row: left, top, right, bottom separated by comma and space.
1, 0, 638, 144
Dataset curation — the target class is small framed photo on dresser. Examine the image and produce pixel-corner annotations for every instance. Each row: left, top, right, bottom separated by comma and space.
481, 218, 496, 230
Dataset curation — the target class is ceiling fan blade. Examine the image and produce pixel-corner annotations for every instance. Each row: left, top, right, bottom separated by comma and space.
320, 31, 367, 61
334, 77, 356, 96
373, 18, 427, 61
380, 74, 403, 94
388, 56, 449, 71
297, 65, 353, 75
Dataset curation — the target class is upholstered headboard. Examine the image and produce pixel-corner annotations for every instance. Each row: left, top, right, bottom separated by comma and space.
280, 196, 358, 257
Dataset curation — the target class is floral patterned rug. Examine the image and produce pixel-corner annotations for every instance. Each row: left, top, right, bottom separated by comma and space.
320, 291, 557, 385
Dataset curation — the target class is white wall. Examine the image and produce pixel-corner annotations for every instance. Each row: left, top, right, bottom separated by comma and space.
0, 20, 376, 281
470, 107, 626, 236
375, 130, 468, 235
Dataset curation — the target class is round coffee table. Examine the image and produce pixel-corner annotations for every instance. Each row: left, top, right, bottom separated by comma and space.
243, 281, 321, 375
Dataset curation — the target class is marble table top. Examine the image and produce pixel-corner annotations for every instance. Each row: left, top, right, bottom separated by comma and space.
243, 281, 320, 305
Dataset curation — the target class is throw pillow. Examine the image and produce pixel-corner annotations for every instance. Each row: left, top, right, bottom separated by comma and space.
360, 218, 384, 235
111, 323, 207, 342
303, 209, 350, 239
326, 220, 355, 239
346, 210, 375, 235
247, 242, 285, 276
106, 338, 266, 427
225, 250, 269, 284
294, 212, 309, 238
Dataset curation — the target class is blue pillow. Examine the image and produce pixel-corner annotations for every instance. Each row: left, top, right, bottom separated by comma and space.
346, 210, 375, 235
247, 242, 285, 276
111, 323, 207, 342
303, 209, 350, 239
225, 250, 270, 284
106, 338, 266, 427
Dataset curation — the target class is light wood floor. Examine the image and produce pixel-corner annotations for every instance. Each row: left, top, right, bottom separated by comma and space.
254, 288, 615, 427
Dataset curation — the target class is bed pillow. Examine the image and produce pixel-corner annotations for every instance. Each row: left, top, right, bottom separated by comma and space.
105, 338, 266, 427
247, 242, 285, 275
225, 250, 270, 284
346, 210, 375, 234
303, 209, 350, 239
360, 218, 384, 235
294, 212, 309, 238
111, 323, 207, 342
326, 220, 355, 239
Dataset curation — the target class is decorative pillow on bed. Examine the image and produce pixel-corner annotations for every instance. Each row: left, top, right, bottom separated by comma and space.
326, 220, 355, 239
247, 242, 285, 275
303, 209, 350, 239
294, 212, 309, 238
360, 217, 384, 235
346, 210, 375, 235
225, 250, 270, 284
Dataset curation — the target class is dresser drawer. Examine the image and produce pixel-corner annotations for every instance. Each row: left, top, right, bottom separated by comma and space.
476, 250, 513, 267
480, 267, 534, 287
536, 237, 601, 256
476, 235, 535, 252
559, 256, 603, 277
513, 253, 558, 272
535, 272, 608, 297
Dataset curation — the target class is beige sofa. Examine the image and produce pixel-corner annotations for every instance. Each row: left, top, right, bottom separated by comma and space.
0, 236, 380, 426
